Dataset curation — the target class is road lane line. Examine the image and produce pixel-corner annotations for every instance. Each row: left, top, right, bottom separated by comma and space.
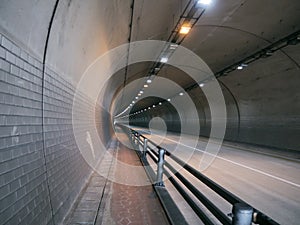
146, 131, 300, 188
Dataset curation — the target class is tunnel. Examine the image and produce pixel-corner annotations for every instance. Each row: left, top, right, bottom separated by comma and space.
0, 0, 299, 225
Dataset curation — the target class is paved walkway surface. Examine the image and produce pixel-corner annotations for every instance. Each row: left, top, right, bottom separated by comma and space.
108, 143, 168, 225
64, 134, 169, 225
64, 144, 115, 225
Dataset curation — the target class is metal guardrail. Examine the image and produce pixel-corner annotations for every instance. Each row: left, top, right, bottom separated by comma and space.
129, 129, 280, 225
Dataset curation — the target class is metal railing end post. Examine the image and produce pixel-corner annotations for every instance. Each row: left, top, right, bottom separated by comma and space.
155, 148, 166, 187
143, 138, 148, 159
232, 203, 253, 225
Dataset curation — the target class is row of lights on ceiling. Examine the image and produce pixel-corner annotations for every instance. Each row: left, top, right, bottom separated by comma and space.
118, 91, 188, 119
118, 83, 206, 119
179, 0, 212, 35
117, 2, 300, 120
217, 33, 300, 77
125, 0, 212, 116
115, 0, 212, 119
116, 79, 205, 118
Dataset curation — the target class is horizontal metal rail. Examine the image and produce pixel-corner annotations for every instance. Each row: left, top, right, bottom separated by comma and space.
164, 160, 231, 225
129, 128, 280, 225
164, 169, 215, 225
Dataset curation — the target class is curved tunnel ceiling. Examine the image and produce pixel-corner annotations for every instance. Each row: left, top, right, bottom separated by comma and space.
0, 0, 299, 149
106, 0, 300, 119
1, 2, 300, 224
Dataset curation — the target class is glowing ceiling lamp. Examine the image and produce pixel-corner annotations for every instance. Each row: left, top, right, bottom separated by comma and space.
237, 63, 248, 70
160, 57, 168, 63
198, 0, 212, 5
170, 44, 178, 50
179, 25, 191, 34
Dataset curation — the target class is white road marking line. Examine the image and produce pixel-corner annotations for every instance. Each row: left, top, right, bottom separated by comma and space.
145, 131, 300, 188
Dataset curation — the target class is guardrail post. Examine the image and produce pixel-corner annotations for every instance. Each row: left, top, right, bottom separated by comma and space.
155, 148, 166, 187
135, 133, 140, 146
142, 138, 148, 159
232, 203, 253, 225
133, 132, 137, 145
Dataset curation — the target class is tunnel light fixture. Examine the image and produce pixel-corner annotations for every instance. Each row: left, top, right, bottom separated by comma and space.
135, 96, 139, 99
200, 83, 205, 87
138, 93, 142, 96
179, 92, 184, 96
170, 43, 178, 50
179, 25, 191, 35
139, 90, 144, 94
237, 63, 248, 70
211, 32, 300, 80
148, 107, 151, 110
134, 0, 209, 100
137, 0, 209, 97
132, 101, 135, 104
159, 102, 162, 105
167, 98, 171, 102
144, 84, 149, 88
261, 50, 273, 58
153, 105, 156, 108
160, 57, 168, 63
197, 0, 212, 5
146, 79, 152, 84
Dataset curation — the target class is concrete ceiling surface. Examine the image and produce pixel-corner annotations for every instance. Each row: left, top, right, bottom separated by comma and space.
110, 0, 300, 116
0, 0, 299, 146
0, 0, 57, 59
0, 3, 300, 225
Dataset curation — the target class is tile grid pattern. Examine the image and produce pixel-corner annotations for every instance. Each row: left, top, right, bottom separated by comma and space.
0, 33, 93, 225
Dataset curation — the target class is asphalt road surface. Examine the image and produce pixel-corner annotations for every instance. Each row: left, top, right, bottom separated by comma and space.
129, 126, 300, 225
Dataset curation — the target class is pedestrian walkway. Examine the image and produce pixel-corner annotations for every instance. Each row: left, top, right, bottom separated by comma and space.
64, 134, 169, 225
